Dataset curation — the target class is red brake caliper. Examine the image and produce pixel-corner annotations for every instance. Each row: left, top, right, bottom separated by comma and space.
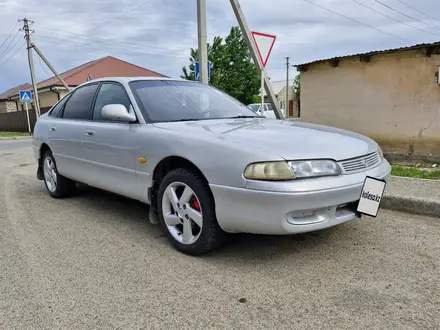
190, 196, 200, 211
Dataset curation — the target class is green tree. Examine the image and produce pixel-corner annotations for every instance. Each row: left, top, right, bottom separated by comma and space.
181, 36, 224, 85
181, 26, 260, 105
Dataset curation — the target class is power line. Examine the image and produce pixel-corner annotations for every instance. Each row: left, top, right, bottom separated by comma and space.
32, 35, 189, 61
350, 0, 440, 37
299, 0, 409, 41
0, 29, 21, 60
34, 28, 183, 54
90, 0, 155, 32
32, 35, 189, 60
0, 42, 25, 70
0, 21, 19, 54
372, 0, 440, 32
393, 0, 440, 28
45, 0, 156, 50
38, 54, 50, 77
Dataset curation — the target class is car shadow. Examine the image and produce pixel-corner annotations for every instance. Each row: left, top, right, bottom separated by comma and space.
66, 183, 164, 237
68, 183, 357, 261
206, 226, 348, 261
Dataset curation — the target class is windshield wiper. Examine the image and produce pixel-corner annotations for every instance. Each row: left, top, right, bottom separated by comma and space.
227, 115, 259, 119
167, 118, 203, 122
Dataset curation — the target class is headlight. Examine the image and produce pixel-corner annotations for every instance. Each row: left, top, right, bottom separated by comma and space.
288, 160, 341, 179
243, 160, 341, 181
244, 161, 295, 181
378, 146, 384, 160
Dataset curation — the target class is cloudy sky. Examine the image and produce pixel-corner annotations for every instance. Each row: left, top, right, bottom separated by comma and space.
1, 0, 440, 92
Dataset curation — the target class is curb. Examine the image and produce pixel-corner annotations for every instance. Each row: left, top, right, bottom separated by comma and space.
0, 136, 32, 140
381, 195, 440, 218
390, 175, 440, 182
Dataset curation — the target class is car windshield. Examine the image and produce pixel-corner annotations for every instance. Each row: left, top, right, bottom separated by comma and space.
129, 80, 259, 123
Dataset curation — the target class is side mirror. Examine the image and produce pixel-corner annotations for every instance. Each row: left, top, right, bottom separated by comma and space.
101, 104, 136, 122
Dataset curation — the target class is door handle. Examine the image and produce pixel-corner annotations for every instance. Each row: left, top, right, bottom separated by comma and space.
49, 126, 56, 132
85, 129, 95, 137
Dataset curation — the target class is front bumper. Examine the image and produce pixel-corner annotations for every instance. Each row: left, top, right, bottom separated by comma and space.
210, 159, 391, 235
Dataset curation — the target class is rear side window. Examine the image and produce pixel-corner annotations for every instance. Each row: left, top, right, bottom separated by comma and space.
62, 84, 99, 120
49, 94, 71, 118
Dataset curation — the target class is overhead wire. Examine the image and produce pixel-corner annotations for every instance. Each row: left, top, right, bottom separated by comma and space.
0, 42, 25, 70
0, 21, 19, 54
32, 35, 189, 61
372, 0, 440, 32
0, 29, 21, 60
392, 0, 440, 28
350, 0, 440, 37
88, 0, 156, 32
38, 55, 51, 77
41, 0, 156, 49
299, 0, 410, 41
34, 28, 185, 55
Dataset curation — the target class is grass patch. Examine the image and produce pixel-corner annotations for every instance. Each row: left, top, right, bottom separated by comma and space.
392, 165, 440, 180
0, 132, 29, 138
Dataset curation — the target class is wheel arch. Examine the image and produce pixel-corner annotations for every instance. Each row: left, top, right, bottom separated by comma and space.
37, 143, 51, 180
149, 156, 212, 211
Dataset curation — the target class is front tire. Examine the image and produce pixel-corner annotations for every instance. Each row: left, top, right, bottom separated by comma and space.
157, 168, 226, 255
42, 150, 76, 198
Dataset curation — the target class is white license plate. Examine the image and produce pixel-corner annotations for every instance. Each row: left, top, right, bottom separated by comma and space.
357, 176, 387, 217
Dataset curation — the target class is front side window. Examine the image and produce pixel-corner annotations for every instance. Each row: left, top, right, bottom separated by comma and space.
129, 80, 258, 123
93, 83, 132, 121
62, 83, 99, 120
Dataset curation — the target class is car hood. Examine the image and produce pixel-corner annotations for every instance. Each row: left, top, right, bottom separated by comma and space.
152, 118, 378, 161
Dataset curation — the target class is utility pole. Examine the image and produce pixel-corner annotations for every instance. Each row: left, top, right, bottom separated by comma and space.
285, 57, 290, 118
197, 0, 209, 84
20, 18, 41, 117
32, 43, 70, 90
229, 0, 283, 119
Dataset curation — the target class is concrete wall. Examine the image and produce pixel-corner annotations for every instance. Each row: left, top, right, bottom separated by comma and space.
278, 86, 299, 118
300, 50, 440, 155
26, 89, 68, 110
37, 91, 59, 109
0, 101, 17, 113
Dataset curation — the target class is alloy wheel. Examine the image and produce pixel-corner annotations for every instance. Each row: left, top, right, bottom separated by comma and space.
43, 156, 57, 192
161, 181, 203, 245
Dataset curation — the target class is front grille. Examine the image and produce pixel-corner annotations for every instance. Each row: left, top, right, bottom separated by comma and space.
339, 152, 380, 174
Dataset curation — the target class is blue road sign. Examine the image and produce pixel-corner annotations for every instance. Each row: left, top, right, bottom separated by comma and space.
19, 90, 33, 103
195, 61, 212, 82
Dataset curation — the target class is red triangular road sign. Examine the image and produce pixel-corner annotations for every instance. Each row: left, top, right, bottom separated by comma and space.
251, 31, 277, 68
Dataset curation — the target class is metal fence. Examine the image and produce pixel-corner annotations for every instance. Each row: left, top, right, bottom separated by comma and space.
0, 107, 50, 132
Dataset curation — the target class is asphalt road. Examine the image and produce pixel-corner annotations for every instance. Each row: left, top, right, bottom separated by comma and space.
0, 138, 32, 151
1, 142, 439, 329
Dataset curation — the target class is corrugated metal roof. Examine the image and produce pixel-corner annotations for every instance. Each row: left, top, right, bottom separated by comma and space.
294, 41, 440, 67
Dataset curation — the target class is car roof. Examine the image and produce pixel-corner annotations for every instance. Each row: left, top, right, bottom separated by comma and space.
73, 77, 193, 90
82, 76, 188, 84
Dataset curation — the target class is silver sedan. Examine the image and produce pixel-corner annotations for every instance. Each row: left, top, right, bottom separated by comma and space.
32, 77, 391, 255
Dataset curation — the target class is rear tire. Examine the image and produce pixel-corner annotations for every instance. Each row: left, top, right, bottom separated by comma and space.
157, 168, 226, 255
42, 150, 76, 198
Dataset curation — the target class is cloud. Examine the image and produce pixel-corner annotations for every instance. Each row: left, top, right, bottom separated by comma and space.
1, 0, 440, 92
